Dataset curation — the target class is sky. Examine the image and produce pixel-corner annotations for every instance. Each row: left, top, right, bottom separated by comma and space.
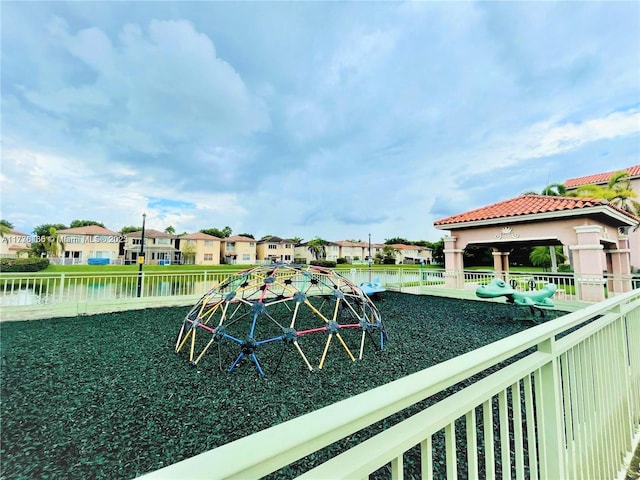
1, 1, 639, 244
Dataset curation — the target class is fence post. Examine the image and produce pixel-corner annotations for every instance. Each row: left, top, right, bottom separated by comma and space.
59, 273, 65, 302
535, 338, 566, 479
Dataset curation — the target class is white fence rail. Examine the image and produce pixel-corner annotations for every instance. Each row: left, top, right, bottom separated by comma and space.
0, 271, 229, 306
140, 288, 640, 480
2, 268, 638, 308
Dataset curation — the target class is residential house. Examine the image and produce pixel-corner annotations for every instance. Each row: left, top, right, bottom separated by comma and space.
179, 232, 222, 265
294, 241, 340, 264
55, 225, 122, 264
124, 229, 181, 265
256, 236, 295, 264
334, 241, 368, 263
564, 164, 640, 270
0, 229, 31, 258
390, 244, 434, 264
220, 235, 257, 265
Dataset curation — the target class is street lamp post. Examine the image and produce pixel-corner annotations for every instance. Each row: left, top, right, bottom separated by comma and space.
136, 213, 147, 298
368, 233, 372, 282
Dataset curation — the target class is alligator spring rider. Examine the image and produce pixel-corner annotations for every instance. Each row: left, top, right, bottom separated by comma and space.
175, 264, 387, 376
476, 277, 557, 323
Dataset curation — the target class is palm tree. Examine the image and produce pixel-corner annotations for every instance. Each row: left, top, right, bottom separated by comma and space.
604, 171, 640, 219
43, 227, 65, 258
307, 237, 327, 261
530, 246, 566, 270
164, 226, 176, 235
575, 170, 640, 229
380, 245, 400, 264
541, 183, 569, 196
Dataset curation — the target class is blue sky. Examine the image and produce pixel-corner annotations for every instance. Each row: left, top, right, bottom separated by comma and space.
1, 1, 639, 243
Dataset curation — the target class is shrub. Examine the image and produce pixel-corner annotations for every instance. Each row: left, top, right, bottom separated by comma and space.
310, 260, 337, 268
558, 264, 573, 273
382, 258, 396, 265
0, 258, 50, 272
336, 258, 347, 264
293, 258, 307, 264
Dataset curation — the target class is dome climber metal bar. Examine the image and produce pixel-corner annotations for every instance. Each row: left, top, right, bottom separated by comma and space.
174, 264, 387, 376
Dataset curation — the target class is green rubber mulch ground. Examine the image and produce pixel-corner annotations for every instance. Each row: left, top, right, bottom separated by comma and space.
1, 293, 567, 479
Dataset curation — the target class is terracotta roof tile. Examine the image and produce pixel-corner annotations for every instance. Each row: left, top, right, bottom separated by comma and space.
180, 232, 222, 240
564, 164, 640, 188
433, 194, 616, 226
333, 240, 368, 247
126, 229, 176, 239
225, 235, 255, 242
57, 225, 120, 236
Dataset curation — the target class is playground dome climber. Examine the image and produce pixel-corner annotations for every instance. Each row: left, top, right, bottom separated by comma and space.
175, 264, 387, 376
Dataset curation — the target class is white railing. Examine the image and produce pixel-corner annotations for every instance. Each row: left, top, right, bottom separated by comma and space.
2, 268, 638, 308
139, 288, 640, 480
0, 270, 230, 306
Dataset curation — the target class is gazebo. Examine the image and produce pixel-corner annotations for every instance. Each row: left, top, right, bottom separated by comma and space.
434, 194, 638, 302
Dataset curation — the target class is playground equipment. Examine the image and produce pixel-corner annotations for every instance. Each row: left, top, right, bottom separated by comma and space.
175, 264, 387, 376
359, 277, 386, 296
476, 277, 557, 322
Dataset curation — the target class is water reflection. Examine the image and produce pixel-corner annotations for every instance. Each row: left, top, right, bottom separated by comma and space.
0, 280, 211, 306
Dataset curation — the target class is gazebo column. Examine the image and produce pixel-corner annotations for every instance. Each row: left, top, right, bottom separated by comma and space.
570, 226, 605, 302
443, 236, 465, 289
492, 249, 510, 280
606, 234, 633, 294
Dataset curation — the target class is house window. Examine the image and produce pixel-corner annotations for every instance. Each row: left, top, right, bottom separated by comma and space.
284, 255, 291, 261
268, 244, 277, 250
204, 253, 214, 261
156, 238, 171, 245
204, 240, 214, 246
186, 240, 195, 246
132, 239, 141, 245
242, 254, 250, 261
250, 242, 255, 247
226, 243, 235, 251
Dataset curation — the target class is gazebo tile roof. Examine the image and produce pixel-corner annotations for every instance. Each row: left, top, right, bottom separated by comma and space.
564, 164, 640, 188
433, 194, 612, 226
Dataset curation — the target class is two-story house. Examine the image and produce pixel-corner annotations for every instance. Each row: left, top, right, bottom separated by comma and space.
390, 244, 434, 264
55, 225, 122, 264
0, 229, 31, 259
124, 229, 181, 265
220, 235, 257, 265
179, 232, 222, 265
294, 241, 340, 264
334, 240, 369, 263
256, 236, 296, 264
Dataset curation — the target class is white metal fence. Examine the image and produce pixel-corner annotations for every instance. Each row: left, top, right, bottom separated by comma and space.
140, 288, 640, 480
0, 271, 229, 306
2, 268, 638, 308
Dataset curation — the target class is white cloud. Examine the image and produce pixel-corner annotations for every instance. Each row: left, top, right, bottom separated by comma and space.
1, 2, 638, 243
